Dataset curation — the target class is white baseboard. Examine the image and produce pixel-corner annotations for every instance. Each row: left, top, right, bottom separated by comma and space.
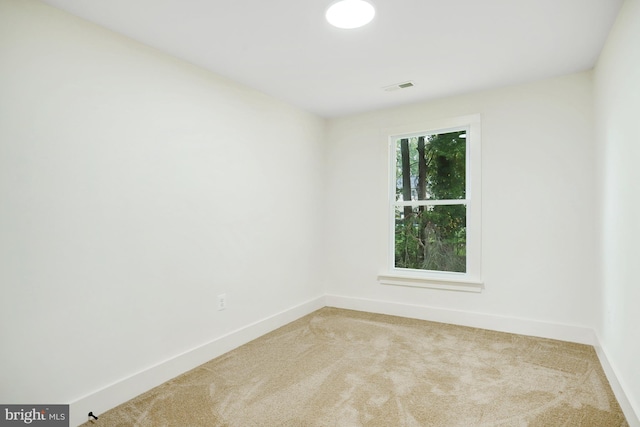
68, 295, 326, 427
325, 294, 597, 344
594, 340, 640, 427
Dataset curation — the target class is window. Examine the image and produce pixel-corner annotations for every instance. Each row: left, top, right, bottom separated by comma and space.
378, 115, 482, 292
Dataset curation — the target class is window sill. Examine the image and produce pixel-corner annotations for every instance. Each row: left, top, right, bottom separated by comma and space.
377, 272, 483, 293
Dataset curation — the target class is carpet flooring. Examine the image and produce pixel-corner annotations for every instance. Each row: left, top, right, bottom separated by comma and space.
82, 308, 628, 426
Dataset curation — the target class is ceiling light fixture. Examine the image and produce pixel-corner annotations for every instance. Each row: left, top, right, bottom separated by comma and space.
326, 0, 375, 29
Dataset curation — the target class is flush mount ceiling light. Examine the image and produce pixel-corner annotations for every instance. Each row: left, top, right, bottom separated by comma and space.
326, 0, 375, 29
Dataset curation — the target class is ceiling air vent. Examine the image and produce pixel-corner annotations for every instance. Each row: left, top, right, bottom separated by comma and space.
383, 81, 415, 92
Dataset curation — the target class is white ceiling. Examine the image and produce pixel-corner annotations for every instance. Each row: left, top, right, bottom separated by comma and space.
39, 0, 623, 118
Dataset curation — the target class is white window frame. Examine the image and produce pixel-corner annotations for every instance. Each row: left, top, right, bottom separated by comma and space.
378, 114, 483, 292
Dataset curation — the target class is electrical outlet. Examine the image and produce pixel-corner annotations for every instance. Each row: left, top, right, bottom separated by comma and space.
217, 293, 226, 311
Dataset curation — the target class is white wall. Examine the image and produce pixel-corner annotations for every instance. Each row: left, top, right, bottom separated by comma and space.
0, 0, 325, 416
324, 72, 598, 335
594, 0, 640, 418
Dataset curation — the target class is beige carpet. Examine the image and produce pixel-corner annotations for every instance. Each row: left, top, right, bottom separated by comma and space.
83, 308, 627, 426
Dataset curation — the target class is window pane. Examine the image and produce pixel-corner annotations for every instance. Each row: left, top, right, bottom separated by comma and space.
394, 204, 466, 272
395, 131, 466, 201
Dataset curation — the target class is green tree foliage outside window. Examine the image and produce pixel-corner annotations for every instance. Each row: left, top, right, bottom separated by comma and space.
394, 130, 467, 272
